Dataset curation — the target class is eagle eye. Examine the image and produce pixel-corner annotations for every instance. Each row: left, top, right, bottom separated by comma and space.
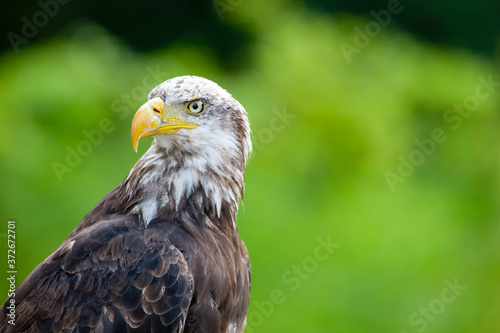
186, 99, 205, 115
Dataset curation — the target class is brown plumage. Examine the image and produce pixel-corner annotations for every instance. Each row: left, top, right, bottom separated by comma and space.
0, 76, 252, 332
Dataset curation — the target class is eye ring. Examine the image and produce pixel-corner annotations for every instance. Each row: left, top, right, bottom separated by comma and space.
186, 99, 205, 115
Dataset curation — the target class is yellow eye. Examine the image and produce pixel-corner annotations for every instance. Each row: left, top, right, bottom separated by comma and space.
186, 99, 205, 114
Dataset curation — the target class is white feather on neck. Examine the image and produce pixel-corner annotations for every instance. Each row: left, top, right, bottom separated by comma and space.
129, 132, 245, 227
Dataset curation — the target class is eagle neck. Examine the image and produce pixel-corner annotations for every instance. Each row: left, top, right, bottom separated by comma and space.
120, 140, 245, 229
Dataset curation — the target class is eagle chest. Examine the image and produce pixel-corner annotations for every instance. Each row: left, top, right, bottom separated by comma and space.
174, 223, 250, 333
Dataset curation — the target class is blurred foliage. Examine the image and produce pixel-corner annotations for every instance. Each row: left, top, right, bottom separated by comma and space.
1, 0, 499, 64
0, 0, 252, 68
304, 0, 500, 57
1, 1, 500, 332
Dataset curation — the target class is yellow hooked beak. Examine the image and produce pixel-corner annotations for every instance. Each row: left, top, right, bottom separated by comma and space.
131, 97, 198, 152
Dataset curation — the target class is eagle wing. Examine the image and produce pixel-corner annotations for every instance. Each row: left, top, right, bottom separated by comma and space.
0, 217, 194, 332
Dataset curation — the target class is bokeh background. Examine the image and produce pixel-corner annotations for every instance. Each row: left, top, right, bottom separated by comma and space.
1, 0, 499, 332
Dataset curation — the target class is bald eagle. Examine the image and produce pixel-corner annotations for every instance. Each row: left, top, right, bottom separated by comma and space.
0, 76, 252, 333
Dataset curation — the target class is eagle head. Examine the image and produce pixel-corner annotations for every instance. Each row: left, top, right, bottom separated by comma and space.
132, 76, 251, 170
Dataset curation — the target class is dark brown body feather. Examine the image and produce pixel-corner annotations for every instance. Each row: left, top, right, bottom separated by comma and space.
0, 182, 250, 332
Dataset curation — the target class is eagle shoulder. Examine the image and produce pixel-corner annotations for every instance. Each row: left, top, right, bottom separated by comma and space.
0, 217, 194, 333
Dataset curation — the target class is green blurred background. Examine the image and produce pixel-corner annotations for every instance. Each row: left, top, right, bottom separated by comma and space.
1, 0, 499, 332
